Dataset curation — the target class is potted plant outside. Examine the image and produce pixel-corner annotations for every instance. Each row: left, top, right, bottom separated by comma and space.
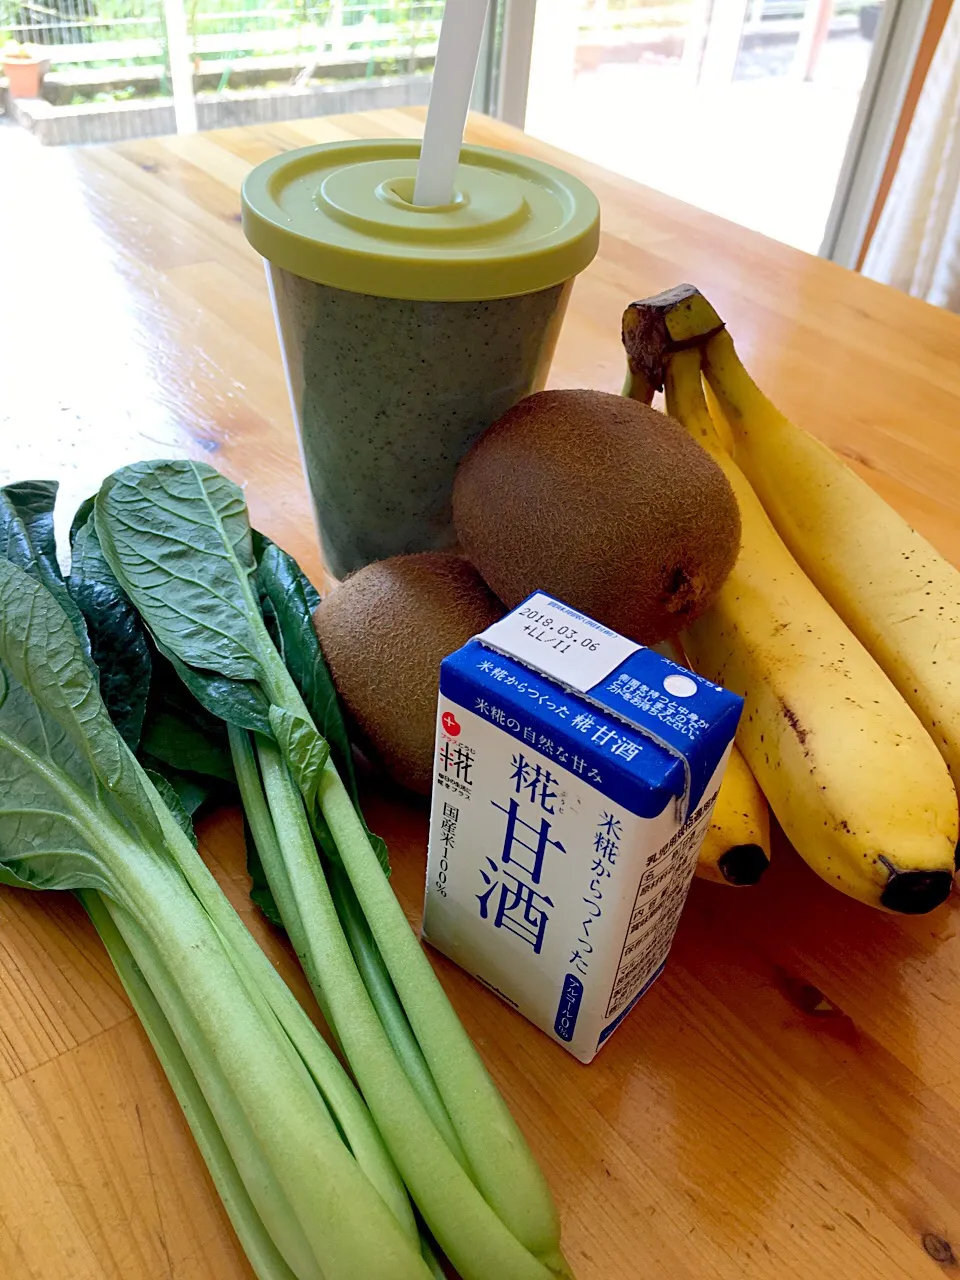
2, 42, 50, 99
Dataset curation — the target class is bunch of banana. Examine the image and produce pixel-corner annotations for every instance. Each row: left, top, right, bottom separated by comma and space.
702, 327, 960, 792
622, 287, 959, 914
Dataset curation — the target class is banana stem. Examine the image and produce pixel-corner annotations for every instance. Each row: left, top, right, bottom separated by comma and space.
621, 365, 655, 404
663, 349, 725, 452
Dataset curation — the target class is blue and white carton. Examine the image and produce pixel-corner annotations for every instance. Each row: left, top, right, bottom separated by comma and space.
422, 592, 743, 1063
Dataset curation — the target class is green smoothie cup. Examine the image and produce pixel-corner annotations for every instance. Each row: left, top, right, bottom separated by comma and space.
241, 139, 599, 579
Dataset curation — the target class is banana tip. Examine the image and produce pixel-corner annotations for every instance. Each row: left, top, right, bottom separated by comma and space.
880, 868, 953, 915
718, 844, 770, 887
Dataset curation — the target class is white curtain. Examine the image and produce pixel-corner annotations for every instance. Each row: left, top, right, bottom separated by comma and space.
863, 2, 960, 311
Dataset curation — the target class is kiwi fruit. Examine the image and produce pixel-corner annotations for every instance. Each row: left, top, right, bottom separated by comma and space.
452, 389, 741, 642
313, 552, 504, 794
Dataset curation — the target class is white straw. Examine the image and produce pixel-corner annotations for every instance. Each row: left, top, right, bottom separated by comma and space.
413, 0, 491, 207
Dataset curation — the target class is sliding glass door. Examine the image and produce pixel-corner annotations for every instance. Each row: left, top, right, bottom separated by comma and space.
493, 0, 933, 260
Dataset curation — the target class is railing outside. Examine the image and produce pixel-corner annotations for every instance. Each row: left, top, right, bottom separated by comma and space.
1, 0, 443, 72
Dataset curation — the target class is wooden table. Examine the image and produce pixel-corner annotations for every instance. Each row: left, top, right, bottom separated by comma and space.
2, 109, 960, 1280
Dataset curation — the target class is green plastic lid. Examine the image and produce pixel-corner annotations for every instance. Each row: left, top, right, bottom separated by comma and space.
241, 139, 600, 302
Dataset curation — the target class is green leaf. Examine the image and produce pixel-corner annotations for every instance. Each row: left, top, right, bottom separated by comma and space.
257, 544, 350, 778
145, 769, 198, 847
67, 506, 236, 811
69, 495, 96, 550
0, 561, 139, 803
139, 755, 212, 819
0, 864, 44, 892
268, 706, 329, 812
3, 480, 60, 577
254, 531, 320, 611
95, 461, 276, 737
256, 541, 389, 873
140, 707, 234, 782
0, 561, 160, 894
95, 461, 267, 682
68, 516, 152, 751
0, 480, 91, 658
168, 775, 209, 818
158, 644, 273, 735
67, 505, 240, 796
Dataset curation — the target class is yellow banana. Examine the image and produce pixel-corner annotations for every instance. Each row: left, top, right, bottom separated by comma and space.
653, 640, 770, 886
663, 347, 957, 913
696, 745, 771, 887
702, 378, 735, 454
702, 327, 960, 794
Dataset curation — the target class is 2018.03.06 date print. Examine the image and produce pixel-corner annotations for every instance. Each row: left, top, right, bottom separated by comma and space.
517, 606, 600, 656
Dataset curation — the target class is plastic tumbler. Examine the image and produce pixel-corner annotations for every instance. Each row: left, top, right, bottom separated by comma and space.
241, 139, 599, 580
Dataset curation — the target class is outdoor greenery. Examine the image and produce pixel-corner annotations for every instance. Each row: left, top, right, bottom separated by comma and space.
0, 0, 444, 62
0, 0, 879, 55
1, 0, 876, 109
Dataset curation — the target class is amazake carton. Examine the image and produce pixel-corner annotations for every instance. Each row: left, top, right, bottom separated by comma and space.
422, 592, 743, 1063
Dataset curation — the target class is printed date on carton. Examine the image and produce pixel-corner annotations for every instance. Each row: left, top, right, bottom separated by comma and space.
516, 604, 601, 654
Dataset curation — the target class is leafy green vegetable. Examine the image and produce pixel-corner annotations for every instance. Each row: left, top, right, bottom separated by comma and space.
78, 889, 300, 1280
1, 480, 91, 659
0, 558, 158, 893
67, 514, 152, 750
255, 538, 388, 870
140, 705, 233, 781
144, 768, 198, 846
140, 758, 211, 819
157, 643, 274, 734
0, 556, 427, 1280
246, 542, 459, 1157
2, 480, 427, 1278
95, 460, 568, 1280
96, 461, 266, 678
69, 494, 96, 549
2, 480, 60, 576
65, 503, 233, 838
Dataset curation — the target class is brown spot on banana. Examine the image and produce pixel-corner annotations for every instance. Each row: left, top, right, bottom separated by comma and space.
778, 699, 810, 746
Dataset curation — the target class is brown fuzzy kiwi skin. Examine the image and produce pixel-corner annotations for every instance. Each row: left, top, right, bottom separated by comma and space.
452, 389, 741, 643
313, 552, 504, 795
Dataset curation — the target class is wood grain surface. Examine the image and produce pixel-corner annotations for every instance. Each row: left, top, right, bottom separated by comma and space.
2, 108, 960, 1280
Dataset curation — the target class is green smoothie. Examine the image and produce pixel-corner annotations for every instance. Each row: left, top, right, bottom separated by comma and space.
270, 270, 569, 577
243, 140, 598, 578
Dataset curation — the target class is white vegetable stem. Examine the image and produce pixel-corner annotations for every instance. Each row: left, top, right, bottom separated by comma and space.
236, 719, 467, 1166
81, 890, 299, 1280
255, 737, 559, 1280
318, 761, 567, 1273
140, 760, 420, 1249
97, 821, 426, 1280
